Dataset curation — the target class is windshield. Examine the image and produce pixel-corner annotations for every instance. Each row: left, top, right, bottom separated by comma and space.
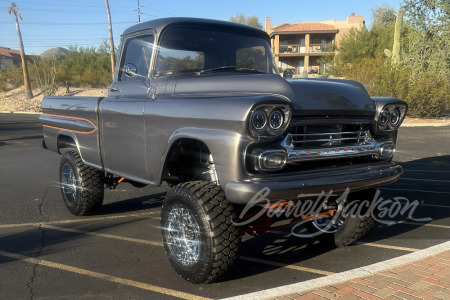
155, 26, 278, 76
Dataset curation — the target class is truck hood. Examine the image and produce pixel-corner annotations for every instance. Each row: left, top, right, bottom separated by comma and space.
170, 74, 375, 116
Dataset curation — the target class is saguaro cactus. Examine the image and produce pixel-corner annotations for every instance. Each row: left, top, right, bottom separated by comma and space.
391, 8, 404, 66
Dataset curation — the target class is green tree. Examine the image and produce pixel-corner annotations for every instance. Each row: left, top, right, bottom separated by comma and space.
8, 2, 33, 99
402, 0, 450, 77
371, 3, 396, 26
230, 13, 263, 29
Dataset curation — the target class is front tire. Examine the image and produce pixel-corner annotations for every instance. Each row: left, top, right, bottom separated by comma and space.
306, 189, 377, 247
59, 150, 104, 215
161, 181, 241, 283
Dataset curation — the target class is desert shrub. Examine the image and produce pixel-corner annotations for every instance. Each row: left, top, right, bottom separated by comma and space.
0, 72, 7, 91
4, 66, 24, 87
59, 46, 111, 88
31, 57, 59, 95
406, 72, 449, 118
343, 57, 449, 117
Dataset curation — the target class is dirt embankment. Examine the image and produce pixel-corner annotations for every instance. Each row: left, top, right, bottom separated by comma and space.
0, 86, 107, 113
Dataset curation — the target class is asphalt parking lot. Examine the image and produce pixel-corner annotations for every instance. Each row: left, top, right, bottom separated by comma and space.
0, 113, 449, 299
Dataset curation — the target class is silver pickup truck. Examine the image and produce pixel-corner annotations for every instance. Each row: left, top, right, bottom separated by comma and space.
40, 17, 407, 283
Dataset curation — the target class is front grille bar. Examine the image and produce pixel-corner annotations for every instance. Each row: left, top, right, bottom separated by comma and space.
291, 130, 368, 146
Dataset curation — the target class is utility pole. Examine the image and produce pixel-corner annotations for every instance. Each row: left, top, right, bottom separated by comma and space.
104, 0, 115, 80
8, 2, 32, 99
137, 0, 141, 23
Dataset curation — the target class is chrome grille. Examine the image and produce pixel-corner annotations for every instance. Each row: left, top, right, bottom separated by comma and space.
290, 125, 370, 148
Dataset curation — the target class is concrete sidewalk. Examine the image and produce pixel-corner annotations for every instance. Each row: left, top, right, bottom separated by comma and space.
276, 251, 450, 300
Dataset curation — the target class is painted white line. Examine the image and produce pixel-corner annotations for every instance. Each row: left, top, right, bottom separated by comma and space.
220, 241, 450, 300
240, 256, 333, 276
398, 220, 450, 229
404, 170, 450, 173
400, 162, 450, 166
0, 250, 210, 300
400, 178, 450, 183
393, 198, 450, 209
0, 212, 158, 229
35, 224, 332, 276
41, 224, 164, 247
380, 187, 450, 195
355, 242, 419, 252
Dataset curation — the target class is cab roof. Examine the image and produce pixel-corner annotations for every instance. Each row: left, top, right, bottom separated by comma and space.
121, 17, 270, 41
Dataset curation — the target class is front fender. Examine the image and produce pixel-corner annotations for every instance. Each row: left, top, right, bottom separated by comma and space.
158, 128, 252, 187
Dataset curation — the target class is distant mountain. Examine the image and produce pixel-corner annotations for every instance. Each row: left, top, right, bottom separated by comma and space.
40, 47, 71, 57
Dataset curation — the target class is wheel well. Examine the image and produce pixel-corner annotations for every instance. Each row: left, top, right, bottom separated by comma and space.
57, 135, 77, 154
162, 139, 215, 184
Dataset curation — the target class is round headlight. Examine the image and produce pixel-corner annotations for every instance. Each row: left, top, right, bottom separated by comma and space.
380, 109, 389, 126
252, 110, 267, 131
390, 108, 400, 125
269, 110, 284, 130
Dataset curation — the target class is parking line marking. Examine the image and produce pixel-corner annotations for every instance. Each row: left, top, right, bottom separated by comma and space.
380, 188, 450, 195
404, 170, 450, 173
0, 212, 158, 229
398, 220, 450, 229
355, 242, 419, 252
400, 178, 450, 183
239, 256, 334, 276
0, 250, 210, 300
41, 224, 164, 247
32, 224, 334, 276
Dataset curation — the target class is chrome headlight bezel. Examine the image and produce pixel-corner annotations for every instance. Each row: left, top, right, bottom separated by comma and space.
249, 104, 291, 137
377, 104, 407, 132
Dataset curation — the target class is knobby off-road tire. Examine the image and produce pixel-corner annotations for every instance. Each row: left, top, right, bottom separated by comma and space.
59, 150, 104, 216
306, 189, 377, 248
161, 181, 241, 283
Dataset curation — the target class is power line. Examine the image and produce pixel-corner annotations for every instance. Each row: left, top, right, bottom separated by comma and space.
0, 21, 134, 25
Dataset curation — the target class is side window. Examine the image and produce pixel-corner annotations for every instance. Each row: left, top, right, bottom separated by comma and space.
119, 35, 154, 81
236, 46, 266, 73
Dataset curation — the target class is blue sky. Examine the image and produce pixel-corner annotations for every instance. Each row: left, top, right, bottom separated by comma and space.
1, 0, 402, 55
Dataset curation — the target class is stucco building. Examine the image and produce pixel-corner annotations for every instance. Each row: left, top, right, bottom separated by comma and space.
265, 14, 364, 75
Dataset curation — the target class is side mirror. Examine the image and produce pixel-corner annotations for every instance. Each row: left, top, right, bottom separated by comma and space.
123, 63, 138, 78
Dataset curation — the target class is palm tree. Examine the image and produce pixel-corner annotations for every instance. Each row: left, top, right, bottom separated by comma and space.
8, 2, 33, 99
104, 0, 115, 80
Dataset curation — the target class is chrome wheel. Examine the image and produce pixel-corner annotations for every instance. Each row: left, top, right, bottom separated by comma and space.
61, 163, 76, 205
166, 203, 201, 267
311, 198, 347, 233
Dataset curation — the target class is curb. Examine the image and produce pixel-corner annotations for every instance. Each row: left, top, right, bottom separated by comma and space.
0, 111, 41, 115
220, 240, 450, 300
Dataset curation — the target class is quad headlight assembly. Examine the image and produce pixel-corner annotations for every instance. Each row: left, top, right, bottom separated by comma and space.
373, 98, 408, 133
249, 104, 291, 137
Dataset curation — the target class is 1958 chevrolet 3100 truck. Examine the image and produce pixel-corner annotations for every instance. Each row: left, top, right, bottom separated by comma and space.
40, 17, 407, 283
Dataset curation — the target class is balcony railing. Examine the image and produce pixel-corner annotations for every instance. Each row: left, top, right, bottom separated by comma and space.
309, 44, 333, 53
279, 44, 306, 54
278, 43, 333, 54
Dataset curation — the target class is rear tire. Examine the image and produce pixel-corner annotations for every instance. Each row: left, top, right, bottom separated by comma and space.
161, 181, 241, 283
59, 150, 104, 215
306, 189, 377, 247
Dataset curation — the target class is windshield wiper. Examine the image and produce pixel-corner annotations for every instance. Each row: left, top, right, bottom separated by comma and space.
196, 66, 236, 75
237, 68, 266, 74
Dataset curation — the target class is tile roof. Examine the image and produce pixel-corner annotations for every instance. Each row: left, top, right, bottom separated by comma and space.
0, 47, 13, 58
7, 49, 21, 55
273, 23, 337, 33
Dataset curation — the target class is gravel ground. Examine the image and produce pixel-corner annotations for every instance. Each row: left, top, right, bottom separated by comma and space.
1, 86, 449, 126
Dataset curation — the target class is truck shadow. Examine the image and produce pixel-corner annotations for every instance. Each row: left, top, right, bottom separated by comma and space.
218, 154, 450, 282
